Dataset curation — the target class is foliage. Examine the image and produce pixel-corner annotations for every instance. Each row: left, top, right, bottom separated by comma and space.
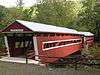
21, 7, 35, 21
76, 0, 96, 32
94, 1, 100, 42
0, 5, 8, 48
94, 2, 100, 21
34, 0, 81, 27
7, 7, 35, 22
0, 33, 5, 48
0, 5, 8, 29
88, 43, 100, 52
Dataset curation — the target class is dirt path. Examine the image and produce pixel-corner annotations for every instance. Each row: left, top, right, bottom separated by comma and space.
0, 61, 100, 75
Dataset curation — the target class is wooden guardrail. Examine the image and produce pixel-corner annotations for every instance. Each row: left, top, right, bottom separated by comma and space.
0, 48, 8, 56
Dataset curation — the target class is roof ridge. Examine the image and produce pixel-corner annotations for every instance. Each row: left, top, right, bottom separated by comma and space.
16, 20, 78, 34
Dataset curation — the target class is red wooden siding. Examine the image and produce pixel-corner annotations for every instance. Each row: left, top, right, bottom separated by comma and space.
85, 36, 94, 46
2, 20, 94, 64
3, 22, 33, 32
36, 35, 82, 63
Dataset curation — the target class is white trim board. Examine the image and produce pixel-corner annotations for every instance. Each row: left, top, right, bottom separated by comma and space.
4, 36, 10, 57
33, 37, 39, 60
43, 38, 81, 44
43, 42, 82, 51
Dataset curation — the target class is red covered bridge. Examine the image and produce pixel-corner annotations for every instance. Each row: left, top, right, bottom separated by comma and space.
2, 20, 94, 64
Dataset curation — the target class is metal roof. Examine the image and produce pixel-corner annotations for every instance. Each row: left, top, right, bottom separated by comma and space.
78, 32, 94, 36
16, 20, 78, 34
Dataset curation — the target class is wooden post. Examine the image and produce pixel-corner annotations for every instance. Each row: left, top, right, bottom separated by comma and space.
4, 35, 10, 57
74, 58, 78, 70
33, 37, 39, 60
26, 51, 28, 64
26, 57, 28, 64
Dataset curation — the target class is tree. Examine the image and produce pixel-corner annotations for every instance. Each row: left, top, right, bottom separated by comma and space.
0, 5, 8, 29
34, 0, 81, 27
7, 6, 35, 23
21, 7, 35, 21
0, 5, 8, 48
94, 1, 100, 42
76, 0, 96, 32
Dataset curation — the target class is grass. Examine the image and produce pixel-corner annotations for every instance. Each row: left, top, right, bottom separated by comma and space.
88, 43, 100, 59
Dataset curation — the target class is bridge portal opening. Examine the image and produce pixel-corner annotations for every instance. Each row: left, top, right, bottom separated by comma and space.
6, 33, 35, 59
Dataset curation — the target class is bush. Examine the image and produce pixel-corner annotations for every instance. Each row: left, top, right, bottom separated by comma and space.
0, 33, 5, 48
88, 43, 100, 52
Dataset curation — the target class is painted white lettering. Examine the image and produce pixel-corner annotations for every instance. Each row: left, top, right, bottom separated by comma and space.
10, 29, 23, 32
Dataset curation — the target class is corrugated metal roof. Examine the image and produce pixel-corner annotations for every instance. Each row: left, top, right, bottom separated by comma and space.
16, 20, 78, 34
78, 32, 94, 36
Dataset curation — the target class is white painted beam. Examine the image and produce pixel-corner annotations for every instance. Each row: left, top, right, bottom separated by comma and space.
4, 36, 10, 57
33, 37, 39, 60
